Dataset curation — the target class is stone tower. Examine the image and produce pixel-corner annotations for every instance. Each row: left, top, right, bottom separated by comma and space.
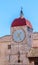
0, 9, 33, 65
9, 9, 33, 65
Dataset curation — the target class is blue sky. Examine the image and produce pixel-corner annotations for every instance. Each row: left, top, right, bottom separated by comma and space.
0, 0, 38, 37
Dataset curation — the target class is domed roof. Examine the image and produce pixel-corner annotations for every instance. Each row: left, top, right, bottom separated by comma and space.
11, 9, 32, 28
11, 17, 32, 28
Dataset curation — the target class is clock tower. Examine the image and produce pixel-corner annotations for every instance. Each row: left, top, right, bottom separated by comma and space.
10, 9, 33, 65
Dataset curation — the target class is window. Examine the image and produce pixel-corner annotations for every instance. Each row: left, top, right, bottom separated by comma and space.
29, 35, 31, 38
27, 26, 33, 32
8, 45, 11, 49
18, 51, 20, 63
18, 59, 20, 63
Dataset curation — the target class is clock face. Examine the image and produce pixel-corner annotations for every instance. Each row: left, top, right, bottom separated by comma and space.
13, 29, 25, 42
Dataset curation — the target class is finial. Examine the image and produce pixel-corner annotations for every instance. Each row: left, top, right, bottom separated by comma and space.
20, 7, 24, 18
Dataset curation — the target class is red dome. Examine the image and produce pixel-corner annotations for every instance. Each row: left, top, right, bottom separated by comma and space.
11, 17, 32, 28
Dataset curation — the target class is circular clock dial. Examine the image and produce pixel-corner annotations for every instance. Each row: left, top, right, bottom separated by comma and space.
13, 29, 25, 42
